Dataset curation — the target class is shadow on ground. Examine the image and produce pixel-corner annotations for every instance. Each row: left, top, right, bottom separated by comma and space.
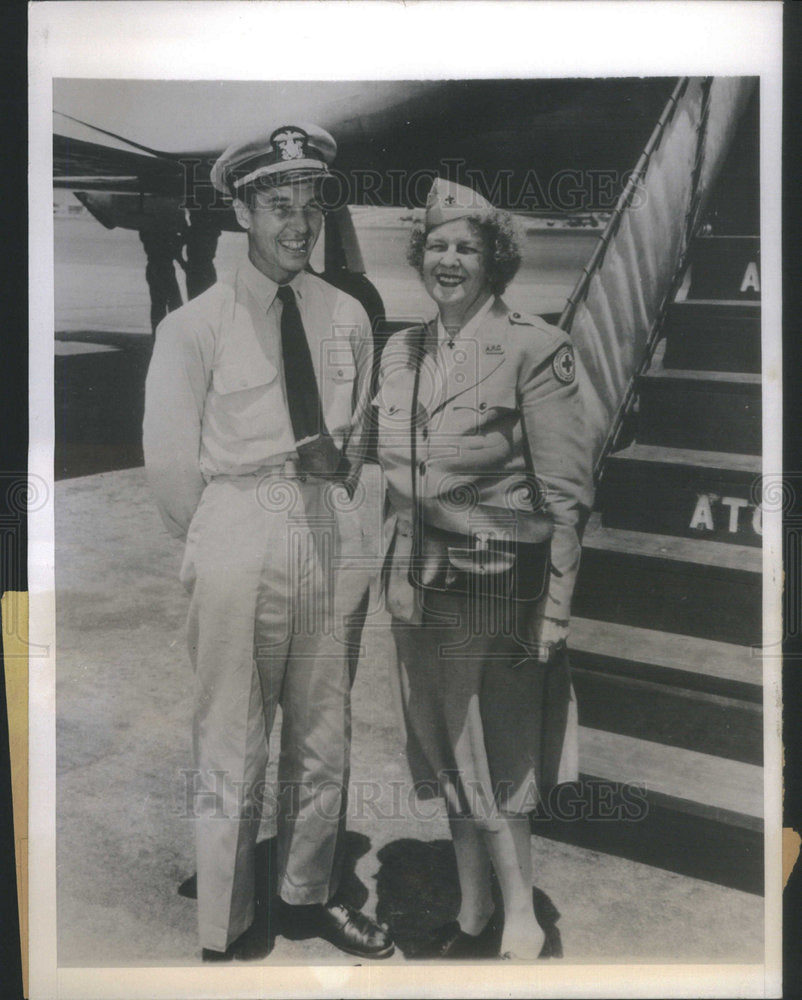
177, 832, 564, 958
374, 837, 562, 958
55, 331, 152, 481
176, 831, 372, 929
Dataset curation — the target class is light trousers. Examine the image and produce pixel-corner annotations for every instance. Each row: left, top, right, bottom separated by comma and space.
180, 473, 353, 952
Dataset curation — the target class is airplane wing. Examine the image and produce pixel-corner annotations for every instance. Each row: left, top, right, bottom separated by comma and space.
53, 109, 232, 228
53, 79, 677, 231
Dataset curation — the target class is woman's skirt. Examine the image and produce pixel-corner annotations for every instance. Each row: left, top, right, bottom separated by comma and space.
389, 587, 579, 825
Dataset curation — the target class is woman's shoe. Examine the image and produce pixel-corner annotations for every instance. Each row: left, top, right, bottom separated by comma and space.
407, 920, 461, 959
469, 909, 503, 958
409, 911, 501, 959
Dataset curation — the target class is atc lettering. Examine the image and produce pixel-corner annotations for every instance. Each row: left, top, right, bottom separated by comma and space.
739, 261, 760, 294
689, 493, 762, 536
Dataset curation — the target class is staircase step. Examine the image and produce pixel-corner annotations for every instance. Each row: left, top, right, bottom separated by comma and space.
532, 787, 763, 894
662, 300, 761, 372
637, 340, 761, 454
599, 443, 763, 546
531, 726, 763, 894
570, 617, 762, 699
572, 668, 760, 766
687, 235, 760, 300
574, 514, 762, 645
578, 727, 763, 828
570, 618, 762, 764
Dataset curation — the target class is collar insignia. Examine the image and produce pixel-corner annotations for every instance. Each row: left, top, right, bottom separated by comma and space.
485, 343, 504, 354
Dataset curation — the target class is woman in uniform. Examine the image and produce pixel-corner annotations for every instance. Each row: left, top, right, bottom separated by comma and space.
375, 178, 593, 960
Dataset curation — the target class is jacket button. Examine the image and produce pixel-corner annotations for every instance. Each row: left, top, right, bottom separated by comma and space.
418, 461, 426, 476
337, 368, 344, 376
388, 404, 397, 414
422, 427, 429, 440
512, 311, 520, 319
479, 402, 487, 411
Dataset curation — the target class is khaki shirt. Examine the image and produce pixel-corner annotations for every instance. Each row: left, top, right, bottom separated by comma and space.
143, 258, 372, 539
376, 297, 593, 621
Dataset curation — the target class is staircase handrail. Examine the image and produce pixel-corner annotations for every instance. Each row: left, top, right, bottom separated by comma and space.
559, 77, 691, 334
558, 77, 756, 479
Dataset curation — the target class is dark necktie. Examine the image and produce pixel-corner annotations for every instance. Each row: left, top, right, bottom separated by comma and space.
276, 284, 342, 476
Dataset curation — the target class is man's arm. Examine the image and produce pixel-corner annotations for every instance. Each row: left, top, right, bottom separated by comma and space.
142, 315, 210, 540
341, 298, 374, 487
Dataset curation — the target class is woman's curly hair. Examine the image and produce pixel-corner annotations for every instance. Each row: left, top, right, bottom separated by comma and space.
407, 210, 522, 297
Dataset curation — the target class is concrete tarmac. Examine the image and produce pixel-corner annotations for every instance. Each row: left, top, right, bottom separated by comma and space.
53, 204, 598, 337
55, 466, 763, 967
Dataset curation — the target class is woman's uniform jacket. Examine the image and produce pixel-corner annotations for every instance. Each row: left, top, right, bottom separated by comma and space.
375, 296, 594, 627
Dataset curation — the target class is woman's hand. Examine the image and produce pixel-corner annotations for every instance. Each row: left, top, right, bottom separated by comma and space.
535, 616, 569, 663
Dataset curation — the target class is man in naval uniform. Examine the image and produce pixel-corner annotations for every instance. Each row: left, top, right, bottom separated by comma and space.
143, 123, 393, 961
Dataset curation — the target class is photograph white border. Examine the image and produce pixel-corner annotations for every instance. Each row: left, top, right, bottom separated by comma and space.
28, 2, 784, 997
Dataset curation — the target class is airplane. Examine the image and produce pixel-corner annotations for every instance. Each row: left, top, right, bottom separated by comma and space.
53, 78, 676, 333
52, 75, 767, 898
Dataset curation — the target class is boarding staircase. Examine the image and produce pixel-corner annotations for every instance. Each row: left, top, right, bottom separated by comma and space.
541, 143, 764, 893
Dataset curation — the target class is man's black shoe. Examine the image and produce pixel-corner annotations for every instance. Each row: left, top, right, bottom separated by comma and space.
284, 900, 394, 959
316, 901, 395, 959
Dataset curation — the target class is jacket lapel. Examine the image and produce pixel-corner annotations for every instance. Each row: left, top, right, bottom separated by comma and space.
413, 319, 440, 417
429, 299, 509, 415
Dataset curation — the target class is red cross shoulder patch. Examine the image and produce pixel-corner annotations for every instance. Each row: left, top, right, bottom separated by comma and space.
552, 344, 575, 384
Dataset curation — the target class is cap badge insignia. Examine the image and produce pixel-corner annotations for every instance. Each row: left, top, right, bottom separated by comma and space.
270, 126, 308, 161
552, 344, 575, 384
444, 194, 457, 205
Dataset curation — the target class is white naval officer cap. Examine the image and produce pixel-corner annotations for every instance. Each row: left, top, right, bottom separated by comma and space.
210, 122, 337, 198
423, 177, 495, 230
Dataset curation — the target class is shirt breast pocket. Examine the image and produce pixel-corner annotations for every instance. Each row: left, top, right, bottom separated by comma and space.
323, 357, 357, 433
210, 359, 283, 441
213, 359, 279, 395
326, 361, 357, 385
